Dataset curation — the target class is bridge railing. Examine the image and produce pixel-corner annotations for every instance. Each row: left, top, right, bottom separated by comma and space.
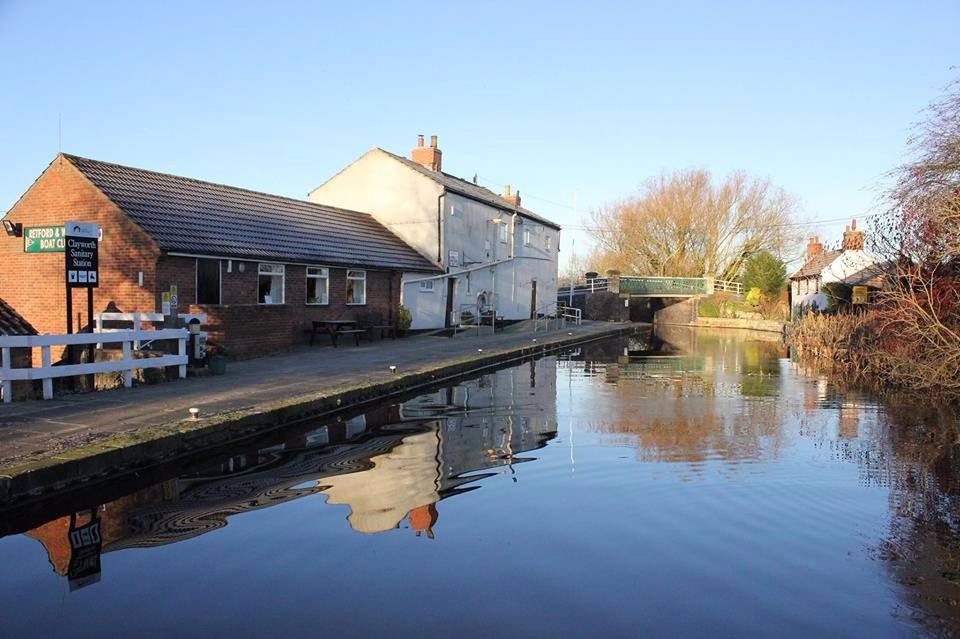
560, 275, 743, 298
619, 276, 709, 296
713, 279, 743, 295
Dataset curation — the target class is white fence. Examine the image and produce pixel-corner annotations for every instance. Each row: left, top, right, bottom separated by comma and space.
0, 328, 188, 403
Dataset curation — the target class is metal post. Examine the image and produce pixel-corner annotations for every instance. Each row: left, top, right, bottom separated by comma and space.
86, 288, 95, 390
1, 346, 11, 404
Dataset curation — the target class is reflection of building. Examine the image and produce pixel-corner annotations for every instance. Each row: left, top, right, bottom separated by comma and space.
16, 358, 559, 584
325, 358, 558, 534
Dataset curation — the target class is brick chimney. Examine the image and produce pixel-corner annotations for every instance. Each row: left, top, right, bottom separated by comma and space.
502, 183, 521, 207
411, 134, 442, 172
806, 235, 823, 261
842, 218, 865, 251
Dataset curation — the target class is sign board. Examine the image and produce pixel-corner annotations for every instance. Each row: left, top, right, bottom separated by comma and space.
448, 250, 461, 268
67, 515, 102, 591
169, 284, 179, 310
852, 285, 868, 305
23, 225, 65, 252
162, 292, 171, 316
64, 221, 99, 288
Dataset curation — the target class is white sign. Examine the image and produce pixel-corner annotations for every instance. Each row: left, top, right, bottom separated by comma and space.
65, 221, 99, 239
448, 250, 461, 268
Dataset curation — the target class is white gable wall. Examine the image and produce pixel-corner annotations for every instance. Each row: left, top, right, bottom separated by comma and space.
308, 150, 444, 266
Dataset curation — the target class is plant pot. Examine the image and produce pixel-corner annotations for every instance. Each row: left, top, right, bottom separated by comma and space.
208, 355, 227, 375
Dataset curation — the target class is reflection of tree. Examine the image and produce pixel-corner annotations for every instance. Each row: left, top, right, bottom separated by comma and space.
864, 403, 960, 634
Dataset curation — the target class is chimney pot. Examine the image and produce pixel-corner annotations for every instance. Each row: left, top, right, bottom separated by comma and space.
411, 134, 442, 171
842, 219, 865, 251
806, 235, 823, 261
504, 184, 511, 196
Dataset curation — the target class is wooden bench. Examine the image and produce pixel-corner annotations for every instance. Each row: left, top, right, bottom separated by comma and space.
332, 329, 366, 347
356, 311, 396, 340
305, 319, 364, 347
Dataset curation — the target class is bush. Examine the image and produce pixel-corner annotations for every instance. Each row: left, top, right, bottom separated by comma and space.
742, 251, 787, 296
397, 305, 412, 330
699, 299, 721, 317
745, 287, 763, 307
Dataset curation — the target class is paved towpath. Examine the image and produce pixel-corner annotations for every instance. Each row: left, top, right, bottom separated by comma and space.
0, 321, 633, 470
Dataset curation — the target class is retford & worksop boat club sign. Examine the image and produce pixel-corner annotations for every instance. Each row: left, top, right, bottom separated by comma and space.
23, 225, 66, 252
64, 221, 100, 287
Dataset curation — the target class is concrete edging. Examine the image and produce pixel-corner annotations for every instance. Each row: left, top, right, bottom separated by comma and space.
0, 323, 637, 505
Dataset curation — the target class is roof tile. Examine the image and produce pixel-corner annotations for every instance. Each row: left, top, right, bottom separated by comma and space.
64, 154, 440, 273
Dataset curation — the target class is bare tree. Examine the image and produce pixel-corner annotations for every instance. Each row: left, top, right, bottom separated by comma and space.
588, 169, 800, 279
865, 80, 960, 393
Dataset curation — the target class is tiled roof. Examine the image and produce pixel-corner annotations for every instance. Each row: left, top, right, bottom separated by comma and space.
0, 297, 37, 336
790, 250, 842, 280
64, 154, 440, 273
376, 149, 562, 230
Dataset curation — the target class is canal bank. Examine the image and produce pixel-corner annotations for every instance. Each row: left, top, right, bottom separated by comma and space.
0, 321, 639, 504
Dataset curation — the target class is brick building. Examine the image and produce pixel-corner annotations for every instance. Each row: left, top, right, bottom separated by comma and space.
0, 154, 440, 359
0, 297, 37, 400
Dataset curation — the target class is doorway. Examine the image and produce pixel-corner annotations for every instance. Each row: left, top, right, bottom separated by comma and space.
530, 279, 538, 319
445, 277, 456, 327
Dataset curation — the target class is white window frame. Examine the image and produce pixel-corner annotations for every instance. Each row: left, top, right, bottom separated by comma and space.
306, 266, 329, 305
419, 279, 435, 293
346, 269, 366, 305
545, 235, 552, 251
450, 203, 463, 217
258, 263, 285, 304
498, 223, 508, 243
523, 228, 532, 246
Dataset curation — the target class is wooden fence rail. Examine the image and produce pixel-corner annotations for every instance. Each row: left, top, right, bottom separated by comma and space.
0, 328, 188, 403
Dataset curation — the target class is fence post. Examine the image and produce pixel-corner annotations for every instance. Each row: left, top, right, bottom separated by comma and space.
133, 314, 142, 350
178, 337, 187, 379
41, 345, 52, 400
1, 346, 11, 404
95, 314, 103, 349
122, 340, 133, 388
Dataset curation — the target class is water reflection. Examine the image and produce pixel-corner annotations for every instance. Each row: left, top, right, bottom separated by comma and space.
5, 359, 557, 589
4, 327, 960, 637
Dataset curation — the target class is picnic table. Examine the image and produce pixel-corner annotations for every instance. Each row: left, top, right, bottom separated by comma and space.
306, 319, 367, 347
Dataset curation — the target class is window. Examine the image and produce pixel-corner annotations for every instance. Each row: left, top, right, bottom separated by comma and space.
258, 263, 285, 304
306, 267, 329, 304
545, 235, 552, 251
498, 223, 508, 243
197, 258, 221, 304
450, 204, 463, 217
523, 229, 531, 246
419, 279, 435, 292
346, 269, 366, 304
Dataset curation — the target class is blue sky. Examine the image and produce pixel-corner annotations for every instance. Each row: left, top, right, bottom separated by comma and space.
1, 1, 957, 269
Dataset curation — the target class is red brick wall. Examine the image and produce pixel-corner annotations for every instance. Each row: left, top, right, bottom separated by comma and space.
159, 256, 402, 359
0, 156, 161, 336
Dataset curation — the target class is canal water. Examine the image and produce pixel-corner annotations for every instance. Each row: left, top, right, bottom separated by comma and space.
1, 326, 959, 638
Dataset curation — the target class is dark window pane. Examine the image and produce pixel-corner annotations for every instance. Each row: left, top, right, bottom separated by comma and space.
197, 259, 221, 304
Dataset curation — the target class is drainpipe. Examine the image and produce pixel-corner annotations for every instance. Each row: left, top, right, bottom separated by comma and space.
436, 192, 444, 265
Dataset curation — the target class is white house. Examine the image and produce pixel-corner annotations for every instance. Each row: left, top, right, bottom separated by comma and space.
309, 135, 561, 329
789, 219, 884, 317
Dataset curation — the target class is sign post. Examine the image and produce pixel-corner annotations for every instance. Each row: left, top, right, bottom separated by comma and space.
64, 221, 100, 387
852, 285, 868, 305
